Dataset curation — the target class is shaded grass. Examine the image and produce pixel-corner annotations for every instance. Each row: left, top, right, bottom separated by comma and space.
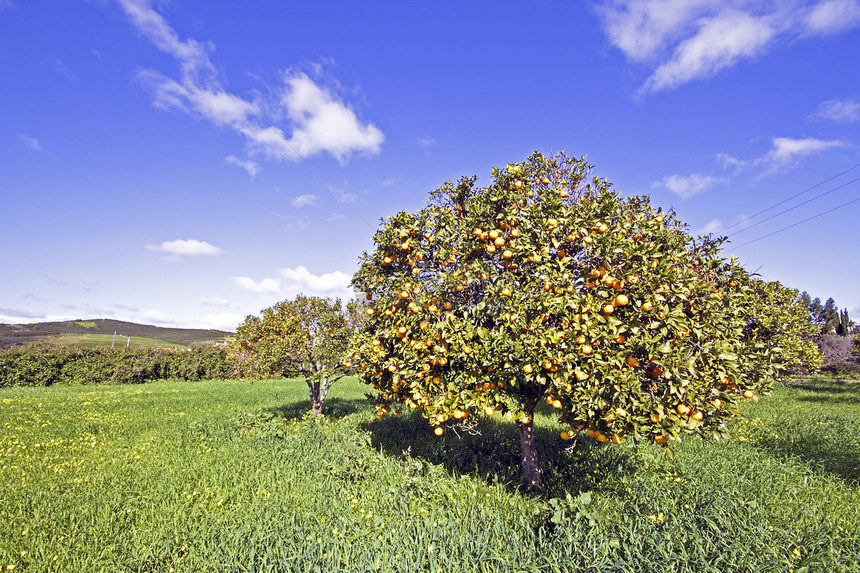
1, 377, 858, 571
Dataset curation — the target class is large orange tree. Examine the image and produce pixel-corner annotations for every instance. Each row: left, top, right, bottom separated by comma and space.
349, 152, 818, 490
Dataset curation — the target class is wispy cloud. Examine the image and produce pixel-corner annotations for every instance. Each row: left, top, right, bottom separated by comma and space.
18, 133, 42, 151
718, 136, 847, 176
225, 155, 260, 177
199, 297, 231, 308
416, 136, 437, 148
652, 173, 723, 199
805, 0, 860, 34
146, 239, 222, 259
115, 0, 383, 163
813, 96, 860, 123
55, 59, 79, 80
643, 10, 775, 94
0, 307, 46, 320
597, 0, 860, 94
761, 136, 847, 167
698, 218, 724, 235
232, 276, 280, 294
291, 193, 318, 208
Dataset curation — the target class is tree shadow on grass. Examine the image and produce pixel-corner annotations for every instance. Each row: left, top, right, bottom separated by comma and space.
747, 420, 860, 485
786, 379, 860, 406
264, 396, 368, 422
358, 406, 645, 497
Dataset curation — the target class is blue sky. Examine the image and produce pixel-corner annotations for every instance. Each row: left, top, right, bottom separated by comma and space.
2, 0, 859, 331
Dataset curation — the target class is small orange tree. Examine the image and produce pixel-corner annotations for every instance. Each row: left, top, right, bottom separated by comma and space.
349, 152, 817, 490
230, 295, 359, 415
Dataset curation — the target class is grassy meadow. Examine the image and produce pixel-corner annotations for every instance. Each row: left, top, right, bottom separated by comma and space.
50, 333, 192, 350
1, 377, 858, 572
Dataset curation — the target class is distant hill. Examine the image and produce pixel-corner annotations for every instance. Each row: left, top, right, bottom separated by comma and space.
0, 319, 233, 349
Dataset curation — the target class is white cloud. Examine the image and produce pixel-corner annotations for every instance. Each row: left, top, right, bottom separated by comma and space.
597, 0, 720, 62
146, 239, 222, 258
280, 72, 385, 161
698, 218, 723, 235
186, 312, 243, 331
718, 136, 847, 176
814, 96, 860, 123
805, 0, 860, 34
652, 173, 723, 199
18, 133, 41, 151
232, 276, 280, 294
139, 309, 175, 326
116, 1, 383, 162
225, 155, 260, 177
759, 136, 847, 169
416, 136, 437, 148
643, 10, 776, 93
291, 193, 318, 208
279, 266, 353, 300
597, 0, 860, 93
199, 297, 231, 308
242, 72, 384, 163
328, 212, 345, 221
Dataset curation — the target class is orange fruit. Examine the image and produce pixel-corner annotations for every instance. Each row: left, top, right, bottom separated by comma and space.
676, 403, 691, 416
434, 427, 444, 436
743, 390, 754, 399
614, 294, 629, 306
654, 435, 668, 445
625, 356, 640, 368
560, 431, 571, 440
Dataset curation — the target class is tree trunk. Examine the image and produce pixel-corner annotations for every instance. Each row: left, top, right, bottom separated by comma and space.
309, 380, 325, 416
517, 399, 542, 491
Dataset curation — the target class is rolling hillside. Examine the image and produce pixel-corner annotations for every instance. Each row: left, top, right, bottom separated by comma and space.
0, 319, 233, 348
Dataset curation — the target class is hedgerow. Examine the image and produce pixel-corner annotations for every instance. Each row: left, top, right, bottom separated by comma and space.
0, 344, 228, 387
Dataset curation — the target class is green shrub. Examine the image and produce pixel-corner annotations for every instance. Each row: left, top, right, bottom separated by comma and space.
0, 345, 228, 387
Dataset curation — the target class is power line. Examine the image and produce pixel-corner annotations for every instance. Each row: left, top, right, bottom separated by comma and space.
722, 161, 860, 232
730, 195, 860, 249
729, 175, 860, 237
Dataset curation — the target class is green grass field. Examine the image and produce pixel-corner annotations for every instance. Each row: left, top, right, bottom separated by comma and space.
1, 377, 858, 572
51, 333, 192, 350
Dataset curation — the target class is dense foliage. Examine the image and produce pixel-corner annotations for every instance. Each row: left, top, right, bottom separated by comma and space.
350, 151, 820, 489
229, 295, 360, 414
0, 344, 229, 387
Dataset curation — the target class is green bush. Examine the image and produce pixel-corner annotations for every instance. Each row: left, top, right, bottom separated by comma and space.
0, 345, 228, 387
